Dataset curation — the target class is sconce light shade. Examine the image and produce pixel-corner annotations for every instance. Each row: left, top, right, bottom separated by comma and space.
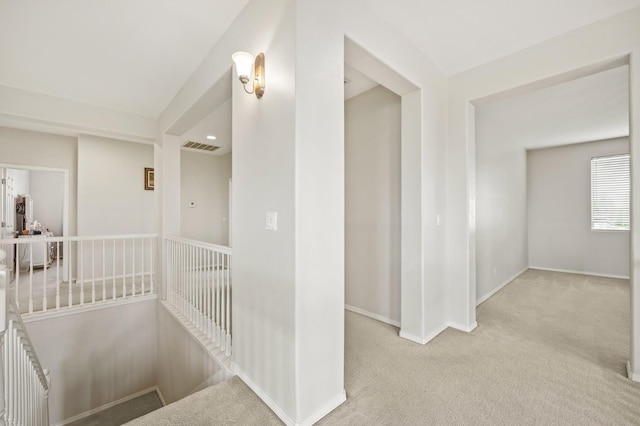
232, 51, 254, 84
232, 51, 265, 99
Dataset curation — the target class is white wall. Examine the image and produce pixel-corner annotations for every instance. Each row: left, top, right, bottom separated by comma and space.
0, 126, 77, 235
77, 135, 154, 235
180, 151, 231, 245
528, 138, 630, 278
475, 66, 629, 303
25, 300, 157, 424
345, 85, 401, 325
30, 170, 64, 236
156, 303, 232, 404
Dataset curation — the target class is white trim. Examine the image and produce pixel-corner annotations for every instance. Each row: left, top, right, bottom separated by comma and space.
55, 386, 163, 426
476, 267, 528, 306
345, 305, 400, 327
231, 363, 346, 426
400, 320, 477, 345
298, 390, 347, 426
231, 363, 295, 425
627, 361, 640, 382
528, 266, 629, 280
155, 386, 167, 407
21, 294, 157, 322
448, 321, 478, 333
400, 322, 449, 345
399, 330, 428, 344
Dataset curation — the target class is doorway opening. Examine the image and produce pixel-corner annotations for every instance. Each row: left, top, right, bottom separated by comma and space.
343, 37, 420, 337
0, 163, 70, 280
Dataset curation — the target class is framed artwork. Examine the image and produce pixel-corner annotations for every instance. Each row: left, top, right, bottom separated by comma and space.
144, 167, 154, 190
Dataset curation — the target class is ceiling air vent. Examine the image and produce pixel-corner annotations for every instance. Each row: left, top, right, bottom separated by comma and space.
183, 141, 220, 152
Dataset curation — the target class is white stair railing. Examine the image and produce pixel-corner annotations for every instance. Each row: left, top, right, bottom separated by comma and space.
0, 234, 157, 316
1, 265, 51, 426
165, 236, 232, 356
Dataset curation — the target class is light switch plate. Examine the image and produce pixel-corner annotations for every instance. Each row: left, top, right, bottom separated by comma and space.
266, 212, 278, 231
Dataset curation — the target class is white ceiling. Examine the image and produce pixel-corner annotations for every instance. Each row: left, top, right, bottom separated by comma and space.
1, 0, 639, 120
370, 0, 640, 75
0, 0, 248, 118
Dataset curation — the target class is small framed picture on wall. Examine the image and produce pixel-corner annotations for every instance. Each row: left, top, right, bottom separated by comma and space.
145, 167, 154, 190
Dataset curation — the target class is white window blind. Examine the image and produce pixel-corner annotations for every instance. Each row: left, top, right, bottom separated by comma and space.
591, 153, 630, 231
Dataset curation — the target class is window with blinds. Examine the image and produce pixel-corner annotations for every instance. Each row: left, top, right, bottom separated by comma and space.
591, 153, 630, 231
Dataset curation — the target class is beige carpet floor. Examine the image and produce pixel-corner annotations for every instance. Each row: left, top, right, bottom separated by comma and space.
129, 269, 640, 425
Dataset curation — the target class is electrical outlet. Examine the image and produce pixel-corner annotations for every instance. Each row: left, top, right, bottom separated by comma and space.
266, 212, 278, 231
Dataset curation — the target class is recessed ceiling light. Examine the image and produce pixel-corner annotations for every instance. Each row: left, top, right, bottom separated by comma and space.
206, 135, 217, 140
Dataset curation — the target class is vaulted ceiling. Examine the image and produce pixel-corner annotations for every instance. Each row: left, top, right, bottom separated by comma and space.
1, 0, 639, 119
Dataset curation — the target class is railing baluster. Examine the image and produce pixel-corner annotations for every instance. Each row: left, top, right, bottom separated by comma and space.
122, 239, 126, 298
29, 244, 34, 314
132, 239, 136, 297
226, 253, 231, 356
141, 238, 145, 296
207, 248, 212, 340
216, 251, 221, 345
112, 240, 116, 301
79, 241, 84, 306
102, 240, 106, 302
68, 241, 73, 308
42, 243, 47, 312
150, 237, 154, 294
56, 241, 60, 310
15, 243, 20, 310
91, 240, 95, 304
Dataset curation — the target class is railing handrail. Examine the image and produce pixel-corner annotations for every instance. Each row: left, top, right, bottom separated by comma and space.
4, 289, 49, 390
165, 235, 232, 254
0, 233, 158, 245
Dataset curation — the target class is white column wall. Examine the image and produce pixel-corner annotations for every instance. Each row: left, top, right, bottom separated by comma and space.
447, 8, 640, 375
158, 0, 448, 422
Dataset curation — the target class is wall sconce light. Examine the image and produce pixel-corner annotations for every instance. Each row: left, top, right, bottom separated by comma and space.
232, 51, 265, 99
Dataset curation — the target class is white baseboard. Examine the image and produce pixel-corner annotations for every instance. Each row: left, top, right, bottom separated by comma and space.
156, 386, 167, 406
627, 361, 640, 382
448, 321, 478, 333
399, 330, 428, 344
529, 266, 629, 280
476, 267, 529, 306
231, 363, 346, 426
56, 386, 162, 426
400, 321, 475, 345
298, 390, 346, 426
345, 305, 400, 327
